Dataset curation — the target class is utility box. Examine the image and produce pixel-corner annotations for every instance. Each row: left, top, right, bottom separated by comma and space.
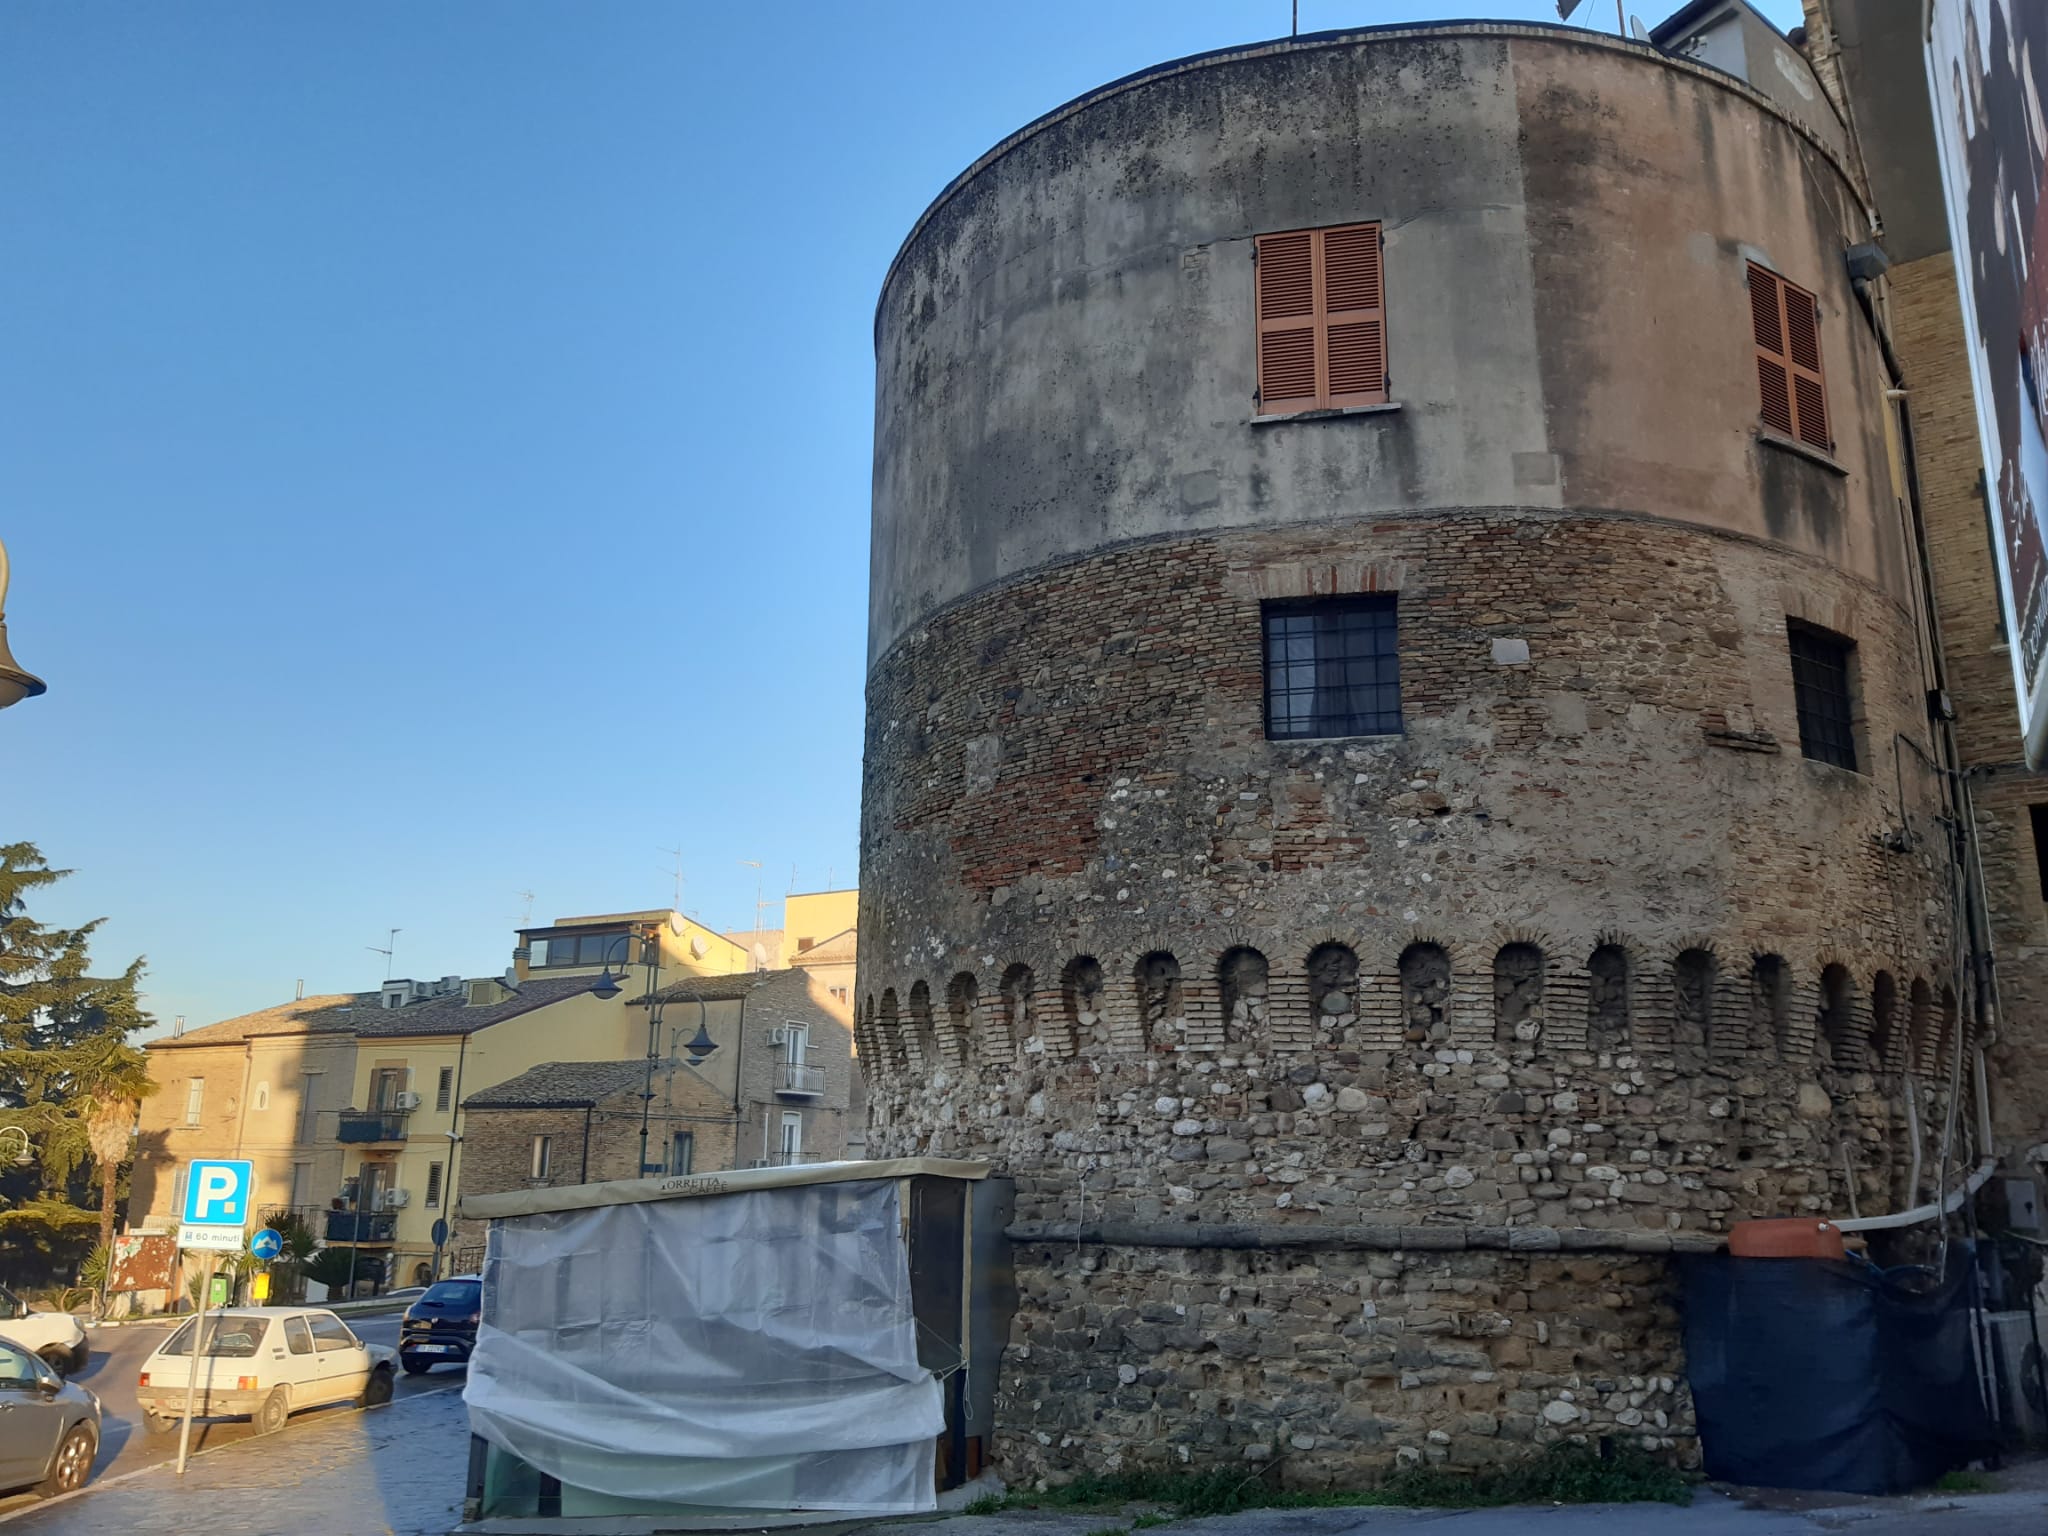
456, 1158, 1012, 1525
2003, 1176, 2043, 1233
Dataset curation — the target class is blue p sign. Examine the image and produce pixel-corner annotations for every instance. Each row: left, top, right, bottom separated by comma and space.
181, 1159, 254, 1227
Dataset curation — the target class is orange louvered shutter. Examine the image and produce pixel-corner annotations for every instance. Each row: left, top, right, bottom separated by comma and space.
1256, 230, 1317, 410
1322, 224, 1386, 406
1256, 223, 1387, 413
1748, 262, 1829, 451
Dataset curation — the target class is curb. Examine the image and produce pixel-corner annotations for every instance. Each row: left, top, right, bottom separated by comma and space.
87, 1298, 412, 1329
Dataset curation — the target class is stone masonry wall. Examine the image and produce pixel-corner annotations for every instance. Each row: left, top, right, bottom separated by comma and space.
859, 512, 1964, 1239
997, 1239, 1692, 1485
857, 508, 1967, 1482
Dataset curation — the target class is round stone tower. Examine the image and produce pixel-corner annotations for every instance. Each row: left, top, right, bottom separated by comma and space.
859, 24, 1973, 1481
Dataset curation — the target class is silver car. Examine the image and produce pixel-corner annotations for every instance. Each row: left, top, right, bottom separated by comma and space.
0, 1337, 99, 1499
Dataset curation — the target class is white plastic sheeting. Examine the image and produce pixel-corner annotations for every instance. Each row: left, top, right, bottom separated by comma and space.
465, 1177, 945, 1513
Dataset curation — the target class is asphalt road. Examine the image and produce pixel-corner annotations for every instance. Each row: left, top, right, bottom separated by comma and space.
0, 1308, 461, 1517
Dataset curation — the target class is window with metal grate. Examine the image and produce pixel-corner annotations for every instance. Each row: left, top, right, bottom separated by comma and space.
1255, 223, 1387, 413
1263, 595, 1402, 739
1748, 263, 1830, 453
1787, 620, 1857, 769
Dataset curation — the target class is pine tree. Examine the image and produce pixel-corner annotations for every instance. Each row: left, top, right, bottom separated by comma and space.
0, 843, 154, 1274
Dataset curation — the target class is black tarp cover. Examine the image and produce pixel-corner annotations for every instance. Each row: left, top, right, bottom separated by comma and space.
1681, 1254, 1995, 1493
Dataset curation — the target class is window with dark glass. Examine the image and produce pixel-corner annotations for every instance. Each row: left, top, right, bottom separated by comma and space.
528, 930, 638, 968
1787, 620, 1857, 769
1262, 596, 1402, 739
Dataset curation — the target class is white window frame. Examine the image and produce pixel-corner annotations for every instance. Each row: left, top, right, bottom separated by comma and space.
779, 1111, 802, 1160
786, 1024, 808, 1066
530, 1135, 553, 1180
184, 1078, 205, 1126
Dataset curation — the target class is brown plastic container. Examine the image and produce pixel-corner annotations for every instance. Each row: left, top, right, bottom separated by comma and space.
1728, 1217, 1847, 1260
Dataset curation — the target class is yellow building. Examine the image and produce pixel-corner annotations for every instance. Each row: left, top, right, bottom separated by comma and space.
133, 902, 860, 1290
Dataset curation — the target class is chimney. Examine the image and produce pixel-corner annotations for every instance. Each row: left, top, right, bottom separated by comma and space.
173, 1015, 185, 1038
296, 978, 305, 1001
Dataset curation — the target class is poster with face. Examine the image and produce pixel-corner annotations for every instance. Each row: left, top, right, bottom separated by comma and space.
1926, 0, 2048, 760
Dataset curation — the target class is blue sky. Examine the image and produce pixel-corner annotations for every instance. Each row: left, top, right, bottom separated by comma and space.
0, 0, 1804, 1034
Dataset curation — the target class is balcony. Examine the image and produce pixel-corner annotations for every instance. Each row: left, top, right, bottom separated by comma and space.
324, 1210, 396, 1244
337, 1110, 409, 1144
752, 1150, 821, 1169
776, 1063, 826, 1098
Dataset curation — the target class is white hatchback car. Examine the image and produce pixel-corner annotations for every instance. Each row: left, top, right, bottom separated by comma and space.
136, 1307, 395, 1435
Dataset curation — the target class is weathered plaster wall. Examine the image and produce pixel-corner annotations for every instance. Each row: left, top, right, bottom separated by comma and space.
870, 26, 1902, 664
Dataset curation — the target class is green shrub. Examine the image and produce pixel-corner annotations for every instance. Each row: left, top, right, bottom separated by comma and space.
973, 1442, 1693, 1517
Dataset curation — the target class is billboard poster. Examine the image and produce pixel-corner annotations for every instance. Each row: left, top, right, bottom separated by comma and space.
1926, 0, 2048, 763
107, 1230, 178, 1293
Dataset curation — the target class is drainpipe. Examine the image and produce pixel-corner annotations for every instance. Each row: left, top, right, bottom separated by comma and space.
732, 996, 748, 1163
580, 1105, 593, 1184
442, 1032, 471, 1275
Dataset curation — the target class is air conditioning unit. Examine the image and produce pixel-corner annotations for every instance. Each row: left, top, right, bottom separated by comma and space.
394, 1091, 422, 1111
769, 1027, 789, 1047
383, 1188, 411, 1209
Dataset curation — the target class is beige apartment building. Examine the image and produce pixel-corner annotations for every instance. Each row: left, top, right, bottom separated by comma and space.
133, 899, 859, 1289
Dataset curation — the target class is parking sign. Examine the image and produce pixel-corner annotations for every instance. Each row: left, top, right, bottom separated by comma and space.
180, 1159, 254, 1227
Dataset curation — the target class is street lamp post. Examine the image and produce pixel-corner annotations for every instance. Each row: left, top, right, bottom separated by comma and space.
0, 540, 48, 710
591, 930, 717, 1178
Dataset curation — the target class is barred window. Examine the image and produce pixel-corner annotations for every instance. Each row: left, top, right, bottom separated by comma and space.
1788, 621, 1857, 770
1263, 596, 1402, 739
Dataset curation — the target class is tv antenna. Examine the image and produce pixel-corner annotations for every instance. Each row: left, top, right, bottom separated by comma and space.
660, 844, 687, 912
367, 928, 400, 981
739, 859, 766, 949
514, 890, 535, 926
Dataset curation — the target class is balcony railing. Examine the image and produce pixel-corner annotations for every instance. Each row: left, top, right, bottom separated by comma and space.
777, 1063, 826, 1098
337, 1110, 409, 1144
753, 1150, 820, 1169
324, 1210, 397, 1243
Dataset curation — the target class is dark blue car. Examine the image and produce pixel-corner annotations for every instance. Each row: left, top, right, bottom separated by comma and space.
399, 1275, 481, 1375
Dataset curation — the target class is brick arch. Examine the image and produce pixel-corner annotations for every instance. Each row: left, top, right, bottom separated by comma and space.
942, 971, 979, 1068
1059, 954, 1109, 1054
1586, 941, 1632, 1052
999, 963, 1037, 1059
878, 988, 906, 1073
1397, 940, 1453, 1047
1907, 976, 1936, 1074
1492, 941, 1546, 1048
1133, 950, 1185, 1053
1747, 952, 1795, 1056
1869, 970, 1900, 1072
855, 994, 880, 1084
1669, 946, 1719, 1053
1217, 945, 1272, 1050
1816, 962, 1858, 1068
907, 981, 939, 1072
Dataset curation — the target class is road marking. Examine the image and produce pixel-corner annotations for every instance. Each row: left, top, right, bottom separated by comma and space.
0, 1381, 464, 1526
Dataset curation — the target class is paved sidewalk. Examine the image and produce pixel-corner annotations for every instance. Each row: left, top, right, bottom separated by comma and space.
5, 1376, 2042, 1536
0, 1382, 467, 1536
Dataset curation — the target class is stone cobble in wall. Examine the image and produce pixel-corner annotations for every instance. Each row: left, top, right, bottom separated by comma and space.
858, 512, 1963, 1238
994, 1242, 1693, 1487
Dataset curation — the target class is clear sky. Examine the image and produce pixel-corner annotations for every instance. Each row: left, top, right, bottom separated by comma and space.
1, 0, 1804, 1035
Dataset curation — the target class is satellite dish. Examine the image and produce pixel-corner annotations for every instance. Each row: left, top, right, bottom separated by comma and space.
690, 936, 708, 958
1629, 15, 1648, 39
670, 913, 686, 936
